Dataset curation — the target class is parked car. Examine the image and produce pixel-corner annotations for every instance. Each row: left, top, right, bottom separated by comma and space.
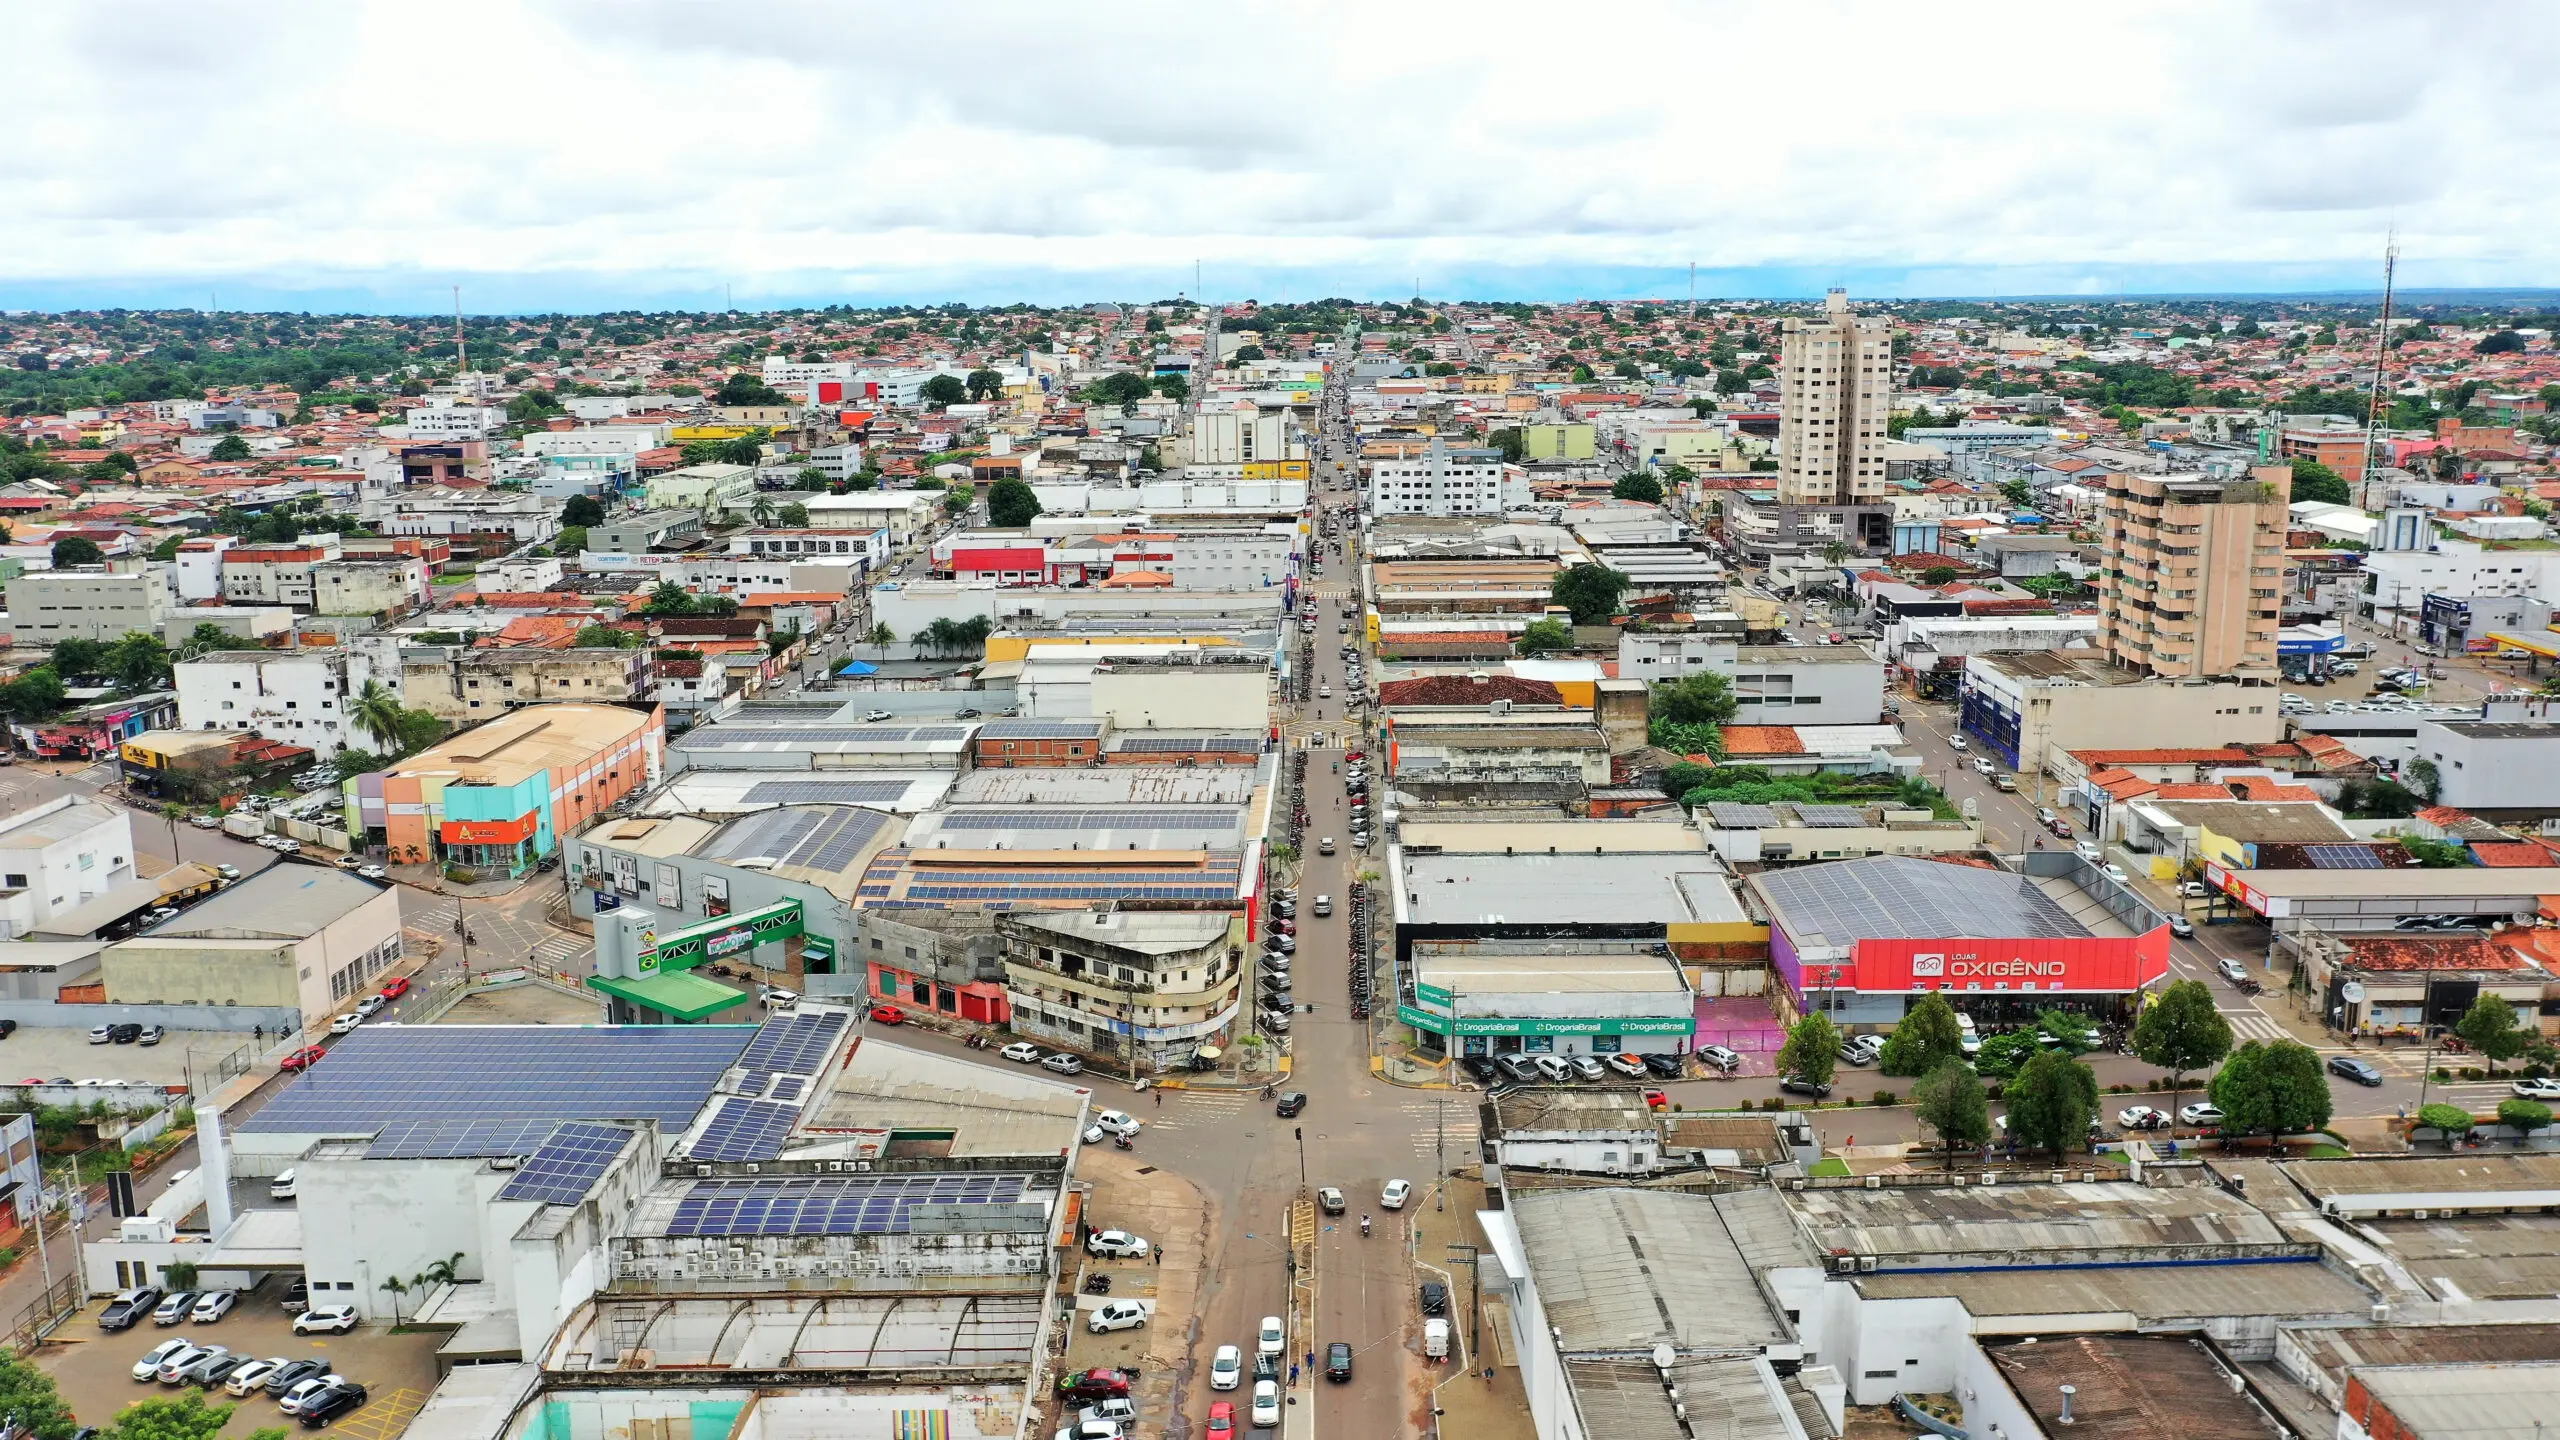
1567, 1055, 1606, 1082
1458, 1056, 1499, 1083
101, 1287, 161, 1332
1837, 1034, 1884, 1066
261, 1360, 325, 1396
2117, 1106, 2170, 1131
158, 1343, 225, 1384
1076, 1400, 1138, 1429
189, 1290, 236, 1323
1646, 1052, 1694, 1079
2328, 1055, 2385, 1087
2178, 1102, 2226, 1128
132, 1338, 193, 1381
1257, 1315, 1285, 1356
1531, 1055, 1570, 1083
281, 1046, 326, 1073
1041, 1053, 1084, 1075
1209, 1344, 1244, 1391
1087, 1300, 1148, 1334
868, 1005, 908, 1025
328, 1014, 364, 1037
292, 1307, 358, 1336
1694, 1046, 1739, 1075
1085, 1229, 1150, 1259
380, 977, 411, 1000
1778, 1075, 1832, 1099
354, 995, 388, 1017
1204, 1402, 1234, 1439
277, 1375, 347, 1416
225, 1358, 285, 1396
299, 1382, 370, 1428
153, 1292, 199, 1326
1603, 1053, 1648, 1080
182, 1350, 248, 1387
999, 1042, 1042, 1063
1494, 1054, 1540, 1084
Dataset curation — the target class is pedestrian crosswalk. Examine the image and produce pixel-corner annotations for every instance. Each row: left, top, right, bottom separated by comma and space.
1401, 1099, 1475, 1160
2220, 1009, 2290, 1043
1148, 1092, 1249, 1131
532, 935, 589, 967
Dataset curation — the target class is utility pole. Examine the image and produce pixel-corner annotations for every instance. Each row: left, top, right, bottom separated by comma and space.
454, 285, 465, 375
1435, 1094, 1445, 1211
1448, 1243, 1482, 1359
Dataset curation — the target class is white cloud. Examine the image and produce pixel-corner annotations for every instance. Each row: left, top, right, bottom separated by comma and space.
1, 0, 2550, 300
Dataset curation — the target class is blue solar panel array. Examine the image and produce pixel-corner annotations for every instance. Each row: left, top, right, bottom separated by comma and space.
239, 1027, 755, 1158
690, 1097, 800, 1161
2304, 844, 2386, 870
735, 1011, 847, 1087
666, 1174, 1033, 1236
498, 1122, 632, 1205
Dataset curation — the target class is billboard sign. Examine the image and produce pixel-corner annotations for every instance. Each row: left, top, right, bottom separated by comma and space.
1851, 931, 2171, 994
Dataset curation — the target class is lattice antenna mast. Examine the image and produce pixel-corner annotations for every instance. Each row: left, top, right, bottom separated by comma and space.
2358, 234, 2399, 494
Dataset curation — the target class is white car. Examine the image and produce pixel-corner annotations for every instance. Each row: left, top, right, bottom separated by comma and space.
189, 814, 222, 830
224, 1358, 283, 1395
1077, 1401, 1139, 1427
278, 1375, 347, 1416
1252, 1379, 1281, 1427
1380, 1178, 1412, 1210
1086, 1229, 1150, 1259
1090, 1110, 1142, 1138
1948, 734, 1969, 752
189, 1290, 236, 1323
1087, 1300, 1148, 1333
1257, 1314, 1286, 1356
2102, 863, 2129, 884
2178, 1102, 2226, 1128
999, 1042, 1042, 1063
2117, 1106, 2170, 1131
1209, 1344, 1245, 1390
329, 1013, 364, 1036
2513, 1078, 2560, 1101
134, 1339, 195, 1382
292, 1306, 359, 1335
1054, 1424, 1121, 1440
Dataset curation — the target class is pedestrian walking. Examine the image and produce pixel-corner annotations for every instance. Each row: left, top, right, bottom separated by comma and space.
1154, 1090, 1162, 1107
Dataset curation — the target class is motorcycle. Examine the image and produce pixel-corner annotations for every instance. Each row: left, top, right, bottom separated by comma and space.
1112, 1134, 1134, 1151
1360, 1216, 1371, 1237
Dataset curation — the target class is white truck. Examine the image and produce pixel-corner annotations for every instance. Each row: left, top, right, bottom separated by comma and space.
222, 812, 267, 841
1423, 1317, 1450, 1362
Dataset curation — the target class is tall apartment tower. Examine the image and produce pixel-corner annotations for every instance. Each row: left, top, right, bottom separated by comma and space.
2096, 465, 2292, 677
1777, 289, 1893, 506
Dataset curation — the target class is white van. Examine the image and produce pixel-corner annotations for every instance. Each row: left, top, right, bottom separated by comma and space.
1423, 1317, 1450, 1361
269, 1169, 297, 1201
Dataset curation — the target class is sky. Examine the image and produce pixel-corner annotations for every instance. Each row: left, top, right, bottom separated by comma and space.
5, 0, 2556, 313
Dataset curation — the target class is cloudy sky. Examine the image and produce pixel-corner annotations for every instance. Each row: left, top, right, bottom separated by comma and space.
3, 1, 2549, 311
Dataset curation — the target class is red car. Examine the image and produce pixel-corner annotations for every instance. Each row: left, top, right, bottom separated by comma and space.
1642, 1089, 1668, 1110
281, 1046, 327, 1073
1206, 1402, 1235, 1438
869, 1005, 908, 1025
379, 977, 412, 1001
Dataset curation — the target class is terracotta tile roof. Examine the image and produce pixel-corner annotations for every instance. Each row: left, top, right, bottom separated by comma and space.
2149, 783, 2234, 801
1720, 725, 1806, 755
2416, 805, 2478, 825
2228, 776, 2323, 803
1377, 674, 1565, 708
2342, 933, 2534, 973
2469, 842, 2554, 867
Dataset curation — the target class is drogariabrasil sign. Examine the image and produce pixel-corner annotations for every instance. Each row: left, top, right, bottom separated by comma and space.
637, 900, 805, 974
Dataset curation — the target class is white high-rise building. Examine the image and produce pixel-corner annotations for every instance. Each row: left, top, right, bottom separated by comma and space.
1776, 289, 1893, 506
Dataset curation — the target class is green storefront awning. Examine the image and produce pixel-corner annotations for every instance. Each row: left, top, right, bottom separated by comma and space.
588, 970, 750, 1021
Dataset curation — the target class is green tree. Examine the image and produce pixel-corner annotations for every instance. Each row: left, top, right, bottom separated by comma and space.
749, 494, 777, 527
2005, 1050, 2099, 1160
2131, 980, 2232, 1122
944, 486, 974, 516
1568, 363, 1595, 384
2000, 478, 2035, 509
379, 1273, 411, 1324
50, 535, 104, 568
2403, 758, 2443, 805
866, 621, 896, 660
208, 435, 252, 462
2497, 1098, 2552, 1144
1657, 761, 1711, 802
920, 374, 967, 408
1081, 372, 1152, 409
555, 525, 588, 554
179, 622, 265, 658
1920, 565, 1959, 586
2455, 992, 2529, 1075
0, 668, 64, 722
712, 372, 788, 407
2289, 456, 2351, 506
0, 1345, 79, 1440
793, 467, 827, 491
1650, 670, 1739, 728
560, 494, 606, 527
1488, 427, 1526, 463
106, 631, 173, 691
965, 368, 1005, 403
2415, 1102, 2475, 1142
1549, 563, 1630, 624
1879, 991, 1968, 1078
573, 625, 643, 649
778, 502, 809, 527
96, 1392, 265, 1440
49, 636, 108, 678
641, 581, 697, 616
1612, 471, 1664, 504
1777, 1012, 1839, 1090
1912, 1060, 1992, 1169
350, 679, 410, 752
1516, 617, 1572, 656
2208, 1039, 2333, 1143
1152, 374, 1189, 402
987, 477, 1042, 527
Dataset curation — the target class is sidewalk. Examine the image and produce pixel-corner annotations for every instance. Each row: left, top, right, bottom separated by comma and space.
1410, 1173, 1534, 1440
1058, 1147, 1214, 1440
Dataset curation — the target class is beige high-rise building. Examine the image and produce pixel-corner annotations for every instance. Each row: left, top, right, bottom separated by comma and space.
2096, 465, 2292, 678
1776, 289, 1893, 506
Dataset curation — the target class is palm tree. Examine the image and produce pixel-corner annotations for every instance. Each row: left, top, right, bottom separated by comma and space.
749, 494, 777, 527
421, 1251, 464, 1287
351, 680, 406, 752
379, 1274, 410, 1325
867, 622, 895, 661
1819, 539, 1851, 569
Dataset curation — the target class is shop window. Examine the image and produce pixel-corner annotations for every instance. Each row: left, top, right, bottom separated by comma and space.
910, 980, 931, 1006
936, 986, 958, 1011
1596, 1035, 1621, 1052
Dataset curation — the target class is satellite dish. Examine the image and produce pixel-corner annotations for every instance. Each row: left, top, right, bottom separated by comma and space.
1652, 1343, 1677, 1373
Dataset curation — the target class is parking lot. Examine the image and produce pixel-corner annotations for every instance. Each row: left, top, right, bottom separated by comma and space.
0, 1026, 243, 1090
45, 1282, 441, 1438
